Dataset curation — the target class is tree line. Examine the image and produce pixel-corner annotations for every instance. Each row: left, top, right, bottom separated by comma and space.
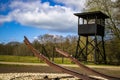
0, 34, 119, 65
0, 34, 77, 57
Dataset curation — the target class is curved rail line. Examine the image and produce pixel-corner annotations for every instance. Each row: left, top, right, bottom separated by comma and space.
24, 36, 98, 80
56, 48, 120, 80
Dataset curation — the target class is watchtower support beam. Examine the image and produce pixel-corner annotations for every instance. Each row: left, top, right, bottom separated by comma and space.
74, 11, 109, 64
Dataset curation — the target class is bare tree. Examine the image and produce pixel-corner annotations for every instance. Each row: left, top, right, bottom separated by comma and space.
86, 0, 120, 38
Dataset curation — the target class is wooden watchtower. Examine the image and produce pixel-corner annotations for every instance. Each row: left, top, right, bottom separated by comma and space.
74, 11, 109, 64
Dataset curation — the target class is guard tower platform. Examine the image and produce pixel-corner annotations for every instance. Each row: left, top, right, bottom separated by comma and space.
74, 11, 109, 64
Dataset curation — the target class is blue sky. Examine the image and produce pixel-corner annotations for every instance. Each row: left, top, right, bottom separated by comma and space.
0, 0, 86, 43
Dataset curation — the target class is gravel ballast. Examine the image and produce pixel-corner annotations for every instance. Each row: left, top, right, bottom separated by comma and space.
0, 73, 78, 80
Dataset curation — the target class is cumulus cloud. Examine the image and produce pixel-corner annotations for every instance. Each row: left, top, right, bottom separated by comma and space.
0, 0, 85, 33
0, 15, 12, 22
54, 0, 86, 11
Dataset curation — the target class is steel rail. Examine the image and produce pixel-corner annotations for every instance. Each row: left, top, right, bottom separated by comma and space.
24, 36, 97, 80
55, 48, 120, 80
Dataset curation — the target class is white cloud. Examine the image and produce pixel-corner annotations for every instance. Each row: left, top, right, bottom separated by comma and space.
54, 0, 86, 11
33, 36, 38, 40
0, 0, 85, 33
0, 15, 12, 23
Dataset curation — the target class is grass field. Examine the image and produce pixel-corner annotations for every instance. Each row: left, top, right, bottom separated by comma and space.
0, 55, 71, 64
0, 55, 120, 66
0, 55, 120, 78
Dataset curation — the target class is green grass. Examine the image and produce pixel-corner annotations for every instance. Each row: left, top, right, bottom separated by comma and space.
0, 55, 72, 64
0, 55, 119, 66
54, 57, 72, 64
0, 55, 40, 63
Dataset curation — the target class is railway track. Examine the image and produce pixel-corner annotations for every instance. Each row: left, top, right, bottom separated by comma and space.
56, 48, 120, 80
24, 36, 99, 80
24, 36, 119, 80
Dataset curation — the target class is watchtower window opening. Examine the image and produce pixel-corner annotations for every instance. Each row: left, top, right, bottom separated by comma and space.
80, 18, 105, 26
88, 19, 95, 24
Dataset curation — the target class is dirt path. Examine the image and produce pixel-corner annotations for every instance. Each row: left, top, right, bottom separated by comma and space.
0, 61, 120, 78
0, 61, 120, 69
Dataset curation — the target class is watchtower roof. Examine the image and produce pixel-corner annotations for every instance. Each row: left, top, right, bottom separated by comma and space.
74, 11, 109, 19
